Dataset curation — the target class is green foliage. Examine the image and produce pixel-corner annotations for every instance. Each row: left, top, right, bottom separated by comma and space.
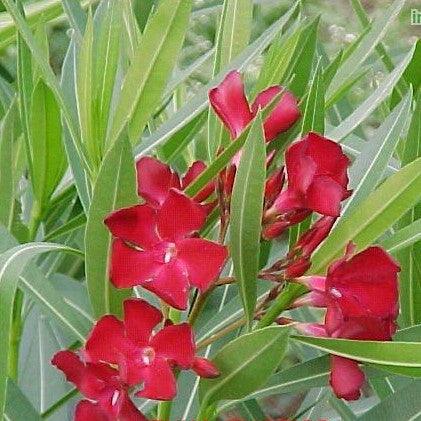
0, 0, 419, 419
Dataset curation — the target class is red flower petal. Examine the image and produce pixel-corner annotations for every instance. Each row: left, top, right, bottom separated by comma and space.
136, 357, 177, 401
326, 246, 399, 319
123, 299, 162, 347
52, 351, 113, 400
110, 239, 162, 289
105, 205, 159, 249
182, 161, 215, 203
285, 140, 317, 193
176, 238, 228, 291
136, 157, 181, 207
330, 356, 365, 401
151, 323, 195, 368
143, 261, 190, 310
85, 316, 126, 364
192, 357, 220, 378
157, 189, 207, 242
208, 70, 253, 139
304, 132, 350, 186
251, 86, 300, 141
75, 400, 109, 421
305, 176, 345, 217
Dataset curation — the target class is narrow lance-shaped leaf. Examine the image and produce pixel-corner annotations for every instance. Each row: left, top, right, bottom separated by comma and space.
0, 99, 18, 230
135, 4, 298, 157
30, 80, 66, 211
85, 136, 138, 318
293, 335, 421, 368
342, 90, 412, 216
199, 326, 290, 408
208, 0, 253, 157
108, 0, 192, 146
76, 11, 96, 168
327, 45, 414, 141
0, 242, 81, 418
230, 115, 266, 329
380, 218, 421, 254
327, 0, 406, 97
93, 0, 122, 153
398, 89, 421, 327
311, 157, 421, 273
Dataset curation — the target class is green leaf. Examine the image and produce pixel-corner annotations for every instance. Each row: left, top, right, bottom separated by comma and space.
93, 0, 122, 155
327, 0, 406, 97
44, 212, 86, 241
397, 89, 421, 327
380, 219, 421, 254
76, 11, 96, 168
2, 0, 92, 176
0, 242, 80, 418
108, 0, 192, 146
0, 99, 18, 230
230, 116, 266, 329
4, 380, 41, 421
311, 158, 421, 273
62, 0, 87, 37
219, 356, 331, 410
85, 136, 138, 318
299, 59, 325, 137
358, 380, 421, 421
199, 326, 290, 407
30, 80, 66, 209
0, 0, 96, 49
293, 335, 421, 368
135, 4, 298, 157
19, 269, 89, 341
327, 46, 414, 141
207, 0, 253, 157
342, 91, 412, 216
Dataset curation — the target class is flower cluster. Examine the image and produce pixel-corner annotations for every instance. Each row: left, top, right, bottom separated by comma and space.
53, 299, 219, 420
52, 68, 402, 418
292, 245, 400, 400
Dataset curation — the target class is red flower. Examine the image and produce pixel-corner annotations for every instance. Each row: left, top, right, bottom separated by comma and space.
209, 70, 300, 141
296, 245, 400, 400
84, 299, 219, 401
136, 157, 215, 208
105, 189, 228, 309
52, 351, 147, 421
264, 133, 351, 238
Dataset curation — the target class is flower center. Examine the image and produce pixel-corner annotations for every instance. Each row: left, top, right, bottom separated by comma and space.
141, 346, 156, 365
111, 390, 120, 406
329, 287, 342, 298
164, 243, 177, 263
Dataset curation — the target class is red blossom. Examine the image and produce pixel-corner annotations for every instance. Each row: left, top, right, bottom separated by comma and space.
105, 189, 228, 309
136, 156, 215, 208
52, 351, 147, 421
263, 133, 351, 238
209, 70, 300, 141
295, 245, 400, 400
83, 299, 219, 401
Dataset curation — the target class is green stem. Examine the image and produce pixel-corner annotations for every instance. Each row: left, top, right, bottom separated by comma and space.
256, 283, 306, 329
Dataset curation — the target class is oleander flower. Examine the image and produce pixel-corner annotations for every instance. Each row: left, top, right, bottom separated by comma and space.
136, 156, 215, 208
52, 351, 147, 421
84, 299, 219, 401
105, 189, 228, 310
209, 70, 300, 141
263, 132, 351, 238
294, 245, 400, 400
